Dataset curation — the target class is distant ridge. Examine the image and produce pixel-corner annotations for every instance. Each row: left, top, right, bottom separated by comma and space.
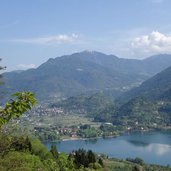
117, 65, 171, 103
3, 51, 171, 101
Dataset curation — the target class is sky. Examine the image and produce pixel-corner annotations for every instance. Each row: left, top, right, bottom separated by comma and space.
1, 0, 171, 71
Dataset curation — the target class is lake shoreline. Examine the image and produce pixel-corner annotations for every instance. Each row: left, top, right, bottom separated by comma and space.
42, 127, 171, 144
42, 134, 119, 143
43, 131, 171, 166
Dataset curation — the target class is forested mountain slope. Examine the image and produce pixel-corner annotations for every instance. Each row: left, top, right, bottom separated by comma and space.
3, 51, 171, 100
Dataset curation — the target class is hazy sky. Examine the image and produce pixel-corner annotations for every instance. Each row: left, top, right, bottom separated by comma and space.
1, 0, 171, 71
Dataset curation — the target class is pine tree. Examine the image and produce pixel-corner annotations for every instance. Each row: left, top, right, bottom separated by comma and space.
50, 144, 59, 159
98, 158, 104, 167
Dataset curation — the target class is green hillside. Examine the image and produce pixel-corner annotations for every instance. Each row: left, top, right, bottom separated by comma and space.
118, 66, 171, 104
50, 93, 113, 116
52, 65, 171, 129
108, 66, 171, 128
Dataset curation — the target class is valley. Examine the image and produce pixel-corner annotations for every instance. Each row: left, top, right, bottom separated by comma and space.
2, 51, 171, 170
2, 1, 171, 170
4, 51, 171, 142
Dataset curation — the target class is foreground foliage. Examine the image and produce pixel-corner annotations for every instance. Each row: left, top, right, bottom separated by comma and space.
0, 134, 170, 171
0, 134, 72, 171
0, 92, 36, 127
0, 134, 102, 171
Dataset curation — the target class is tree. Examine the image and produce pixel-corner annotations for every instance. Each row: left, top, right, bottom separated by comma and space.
87, 150, 96, 164
98, 158, 104, 167
69, 149, 97, 169
0, 92, 36, 127
50, 144, 59, 159
0, 61, 36, 127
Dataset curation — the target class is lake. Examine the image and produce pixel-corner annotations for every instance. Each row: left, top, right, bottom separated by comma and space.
44, 131, 171, 166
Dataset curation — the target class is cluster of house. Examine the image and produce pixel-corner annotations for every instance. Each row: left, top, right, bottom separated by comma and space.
27, 105, 64, 116
34, 125, 79, 138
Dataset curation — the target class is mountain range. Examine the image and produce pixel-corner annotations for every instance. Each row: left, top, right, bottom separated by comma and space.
50, 63, 171, 127
79, 65, 171, 126
118, 65, 171, 103
3, 51, 171, 101
98, 64, 171, 126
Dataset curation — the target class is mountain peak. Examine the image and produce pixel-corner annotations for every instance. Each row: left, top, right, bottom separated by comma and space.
83, 50, 97, 54
79, 50, 105, 56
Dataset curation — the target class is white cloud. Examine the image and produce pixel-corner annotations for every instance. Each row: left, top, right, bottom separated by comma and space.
131, 31, 171, 57
11, 34, 79, 46
17, 64, 36, 70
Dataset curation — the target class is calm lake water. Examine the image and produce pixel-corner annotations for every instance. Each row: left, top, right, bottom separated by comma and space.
44, 131, 171, 166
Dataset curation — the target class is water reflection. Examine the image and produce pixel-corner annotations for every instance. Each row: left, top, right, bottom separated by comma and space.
85, 138, 98, 144
146, 143, 171, 156
128, 140, 149, 147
